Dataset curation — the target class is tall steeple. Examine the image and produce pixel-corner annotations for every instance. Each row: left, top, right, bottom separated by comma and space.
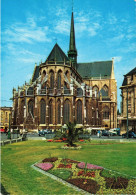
68, 11, 77, 68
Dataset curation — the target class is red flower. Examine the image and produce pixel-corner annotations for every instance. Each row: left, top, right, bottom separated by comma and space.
54, 140, 62, 142
47, 139, 53, 142
62, 138, 67, 141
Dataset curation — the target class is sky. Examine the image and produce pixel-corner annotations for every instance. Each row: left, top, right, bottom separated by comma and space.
1, 0, 136, 110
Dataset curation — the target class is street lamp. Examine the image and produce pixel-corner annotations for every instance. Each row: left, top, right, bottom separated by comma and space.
126, 87, 128, 139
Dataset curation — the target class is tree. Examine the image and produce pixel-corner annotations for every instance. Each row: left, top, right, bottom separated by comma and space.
65, 121, 79, 147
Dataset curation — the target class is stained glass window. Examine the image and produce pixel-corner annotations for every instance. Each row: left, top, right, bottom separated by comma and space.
103, 106, 110, 119
40, 99, 46, 124
64, 99, 70, 124
28, 100, 34, 116
57, 100, 61, 124
49, 100, 53, 124
77, 100, 82, 124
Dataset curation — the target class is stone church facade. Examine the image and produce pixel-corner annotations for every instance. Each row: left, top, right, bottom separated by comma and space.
12, 12, 117, 131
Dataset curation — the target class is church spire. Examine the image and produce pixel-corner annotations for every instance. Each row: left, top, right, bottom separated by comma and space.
68, 11, 77, 68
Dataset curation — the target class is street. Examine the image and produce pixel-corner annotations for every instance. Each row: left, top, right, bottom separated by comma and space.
1, 132, 136, 141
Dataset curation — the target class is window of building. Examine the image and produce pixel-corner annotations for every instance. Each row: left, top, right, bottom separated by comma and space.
103, 106, 110, 119
57, 71, 61, 89
57, 100, 61, 124
28, 100, 34, 117
77, 100, 82, 124
99, 85, 108, 97
20, 100, 25, 123
40, 99, 46, 124
127, 76, 131, 84
27, 87, 34, 95
93, 86, 99, 97
64, 99, 70, 124
49, 100, 53, 124
50, 71, 54, 89
86, 101, 89, 124
77, 88, 83, 96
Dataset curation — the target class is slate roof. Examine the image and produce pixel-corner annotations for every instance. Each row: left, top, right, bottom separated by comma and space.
32, 66, 39, 82
125, 67, 136, 76
46, 43, 69, 62
122, 67, 136, 86
77, 61, 112, 79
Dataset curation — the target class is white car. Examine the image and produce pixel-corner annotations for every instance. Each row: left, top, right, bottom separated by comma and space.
109, 129, 118, 136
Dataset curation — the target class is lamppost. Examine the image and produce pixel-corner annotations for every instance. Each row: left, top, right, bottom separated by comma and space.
8, 113, 11, 139
126, 87, 129, 139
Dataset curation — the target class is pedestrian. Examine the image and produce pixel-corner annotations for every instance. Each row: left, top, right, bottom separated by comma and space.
97, 130, 100, 138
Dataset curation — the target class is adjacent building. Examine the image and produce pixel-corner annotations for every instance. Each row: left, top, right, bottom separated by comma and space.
12, 12, 117, 131
0, 107, 12, 130
120, 67, 136, 133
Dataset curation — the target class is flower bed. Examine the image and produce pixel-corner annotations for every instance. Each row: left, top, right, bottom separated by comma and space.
42, 157, 58, 163
34, 157, 136, 194
35, 163, 53, 171
57, 163, 72, 169
77, 162, 103, 170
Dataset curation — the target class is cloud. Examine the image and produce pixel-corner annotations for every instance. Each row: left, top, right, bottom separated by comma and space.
54, 20, 70, 34
108, 13, 117, 25
113, 56, 122, 63
53, 9, 103, 37
2, 16, 51, 44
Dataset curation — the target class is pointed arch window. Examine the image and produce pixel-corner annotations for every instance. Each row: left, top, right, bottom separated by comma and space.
64, 99, 70, 124
20, 100, 25, 123
40, 99, 46, 124
77, 100, 82, 124
93, 86, 99, 97
28, 100, 34, 117
57, 100, 61, 124
49, 100, 53, 124
92, 110, 96, 125
103, 106, 110, 119
100, 85, 108, 97
50, 71, 54, 89
86, 101, 89, 124
57, 71, 61, 89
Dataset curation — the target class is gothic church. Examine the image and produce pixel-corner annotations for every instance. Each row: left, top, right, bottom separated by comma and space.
12, 12, 117, 131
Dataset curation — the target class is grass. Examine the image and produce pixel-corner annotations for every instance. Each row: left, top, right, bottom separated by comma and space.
1, 140, 136, 194
48, 169, 72, 180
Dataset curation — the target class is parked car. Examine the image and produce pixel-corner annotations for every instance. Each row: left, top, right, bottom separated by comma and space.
109, 129, 118, 136
38, 129, 52, 136
122, 131, 136, 138
102, 130, 109, 136
0, 128, 5, 133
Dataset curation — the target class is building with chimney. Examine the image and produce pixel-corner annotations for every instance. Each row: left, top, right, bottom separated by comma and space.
12, 12, 117, 131
120, 67, 136, 133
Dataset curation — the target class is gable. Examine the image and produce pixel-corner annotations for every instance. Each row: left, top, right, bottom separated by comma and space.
46, 43, 69, 63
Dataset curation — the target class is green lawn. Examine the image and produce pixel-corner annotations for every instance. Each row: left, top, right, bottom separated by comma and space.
1, 140, 136, 194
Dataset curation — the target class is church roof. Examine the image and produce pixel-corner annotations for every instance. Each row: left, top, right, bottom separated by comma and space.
125, 67, 136, 76
46, 43, 69, 63
32, 66, 39, 82
77, 61, 112, 79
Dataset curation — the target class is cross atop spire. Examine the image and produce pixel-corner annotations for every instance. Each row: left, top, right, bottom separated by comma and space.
72, 0, 73, 12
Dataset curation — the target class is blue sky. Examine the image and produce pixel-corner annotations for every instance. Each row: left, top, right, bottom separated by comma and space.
1, 0, 136, 110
